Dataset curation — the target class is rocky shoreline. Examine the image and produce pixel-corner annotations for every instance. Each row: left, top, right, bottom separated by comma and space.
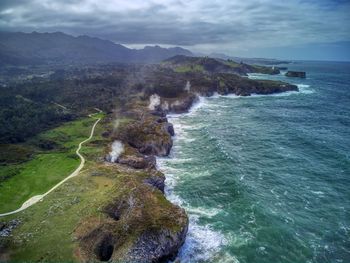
95, 76, 298, 262
0, 59, 299, 262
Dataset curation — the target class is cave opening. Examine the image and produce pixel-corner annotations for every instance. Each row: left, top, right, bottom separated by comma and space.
96, 236, 114, 262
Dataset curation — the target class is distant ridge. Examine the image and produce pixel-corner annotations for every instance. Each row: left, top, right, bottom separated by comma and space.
209, 52, 290, 65
0, 31, 193, 66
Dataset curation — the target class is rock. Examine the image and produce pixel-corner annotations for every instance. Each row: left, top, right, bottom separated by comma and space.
118, 155, 156, 169
0, 219, 20, 237
104, 153, 113, 163
121, 118, 173, 157
149, 110, 166, 117
139, 140, 172, 156
124, 224, 188, 263
163, 122, 175, 136
143, 172, 165, 192
101, 131, 110, 138
156, 117, 168, 123
75, 179, 189, 263
167, 93, 199, 113
285, 71, 306, 78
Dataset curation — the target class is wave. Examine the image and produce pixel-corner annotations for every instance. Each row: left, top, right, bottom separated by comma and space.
178, 215, 229, 262
158, 158, 229, 262
296, 84, 315, 94
159, 76, 316, 262
205, 85, 314, 100
157, 110, 231, 262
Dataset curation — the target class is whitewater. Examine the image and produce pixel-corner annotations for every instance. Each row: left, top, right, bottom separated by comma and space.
158, 61, 350, 263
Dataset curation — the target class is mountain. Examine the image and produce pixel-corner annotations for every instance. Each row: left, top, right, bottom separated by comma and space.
0, 31, 193, 66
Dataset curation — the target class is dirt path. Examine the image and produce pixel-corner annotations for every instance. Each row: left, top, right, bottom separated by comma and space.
0, 114, 102, 217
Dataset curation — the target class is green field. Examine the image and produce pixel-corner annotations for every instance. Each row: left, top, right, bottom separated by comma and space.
174, 64, 204, 73
0, 115, 101, 214
0, 113, 115, 262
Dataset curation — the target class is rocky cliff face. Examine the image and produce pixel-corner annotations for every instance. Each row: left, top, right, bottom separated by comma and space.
121, 117, 173, 157
80, 68, 299, 262
95, 105, 188, 263
75, 169, 188, 263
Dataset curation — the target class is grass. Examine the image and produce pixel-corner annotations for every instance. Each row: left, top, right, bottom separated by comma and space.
0, 113, 111, 262
2, 166, 161, 262
224, 60, 241, 68
174, 64, 204, 73
0, 111, 186, 262
3, 169, 117, 262
0, 117, 98, 214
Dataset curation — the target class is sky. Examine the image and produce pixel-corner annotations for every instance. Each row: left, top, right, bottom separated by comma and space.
0, 0, 350, 61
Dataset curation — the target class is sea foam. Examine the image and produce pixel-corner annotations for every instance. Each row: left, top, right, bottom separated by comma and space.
157, 104, 230, 262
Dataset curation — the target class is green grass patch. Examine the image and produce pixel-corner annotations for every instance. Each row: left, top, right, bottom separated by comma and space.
0, 117, 97, 213
3, 170, 117, 262
0, 112, 186, 262
174, 64, 204, 73
224, 60, 241, 68
0, 144, 33, 165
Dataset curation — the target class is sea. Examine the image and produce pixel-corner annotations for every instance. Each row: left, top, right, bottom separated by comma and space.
157, 61, 350, 263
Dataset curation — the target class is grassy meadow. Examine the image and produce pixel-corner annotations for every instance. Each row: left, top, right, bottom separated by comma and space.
0, 114, 102, 214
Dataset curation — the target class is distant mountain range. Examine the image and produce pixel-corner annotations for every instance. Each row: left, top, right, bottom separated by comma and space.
0, 31, 193, 66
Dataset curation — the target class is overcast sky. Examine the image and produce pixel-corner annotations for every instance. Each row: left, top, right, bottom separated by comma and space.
1, 0, 350, 60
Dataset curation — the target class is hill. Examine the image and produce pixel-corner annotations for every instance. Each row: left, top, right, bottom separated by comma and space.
0, 31, 193, 66
163, 55, 280, 75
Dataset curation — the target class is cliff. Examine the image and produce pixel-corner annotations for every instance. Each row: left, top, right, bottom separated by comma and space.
0, 58, 299, 262
163, 55, 281, 75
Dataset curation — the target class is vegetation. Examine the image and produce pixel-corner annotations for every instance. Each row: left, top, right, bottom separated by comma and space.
164, 55, 280, 75
0, 110, 186, 262
0, 116, 98, 213
0, 56, 297, 262
174, 64, 204, 73
0, 70, 126, 143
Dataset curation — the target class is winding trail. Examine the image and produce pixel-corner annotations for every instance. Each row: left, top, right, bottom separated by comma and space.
0, 112, 102, 217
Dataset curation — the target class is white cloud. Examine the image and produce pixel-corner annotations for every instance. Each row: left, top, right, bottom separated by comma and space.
0, 0, 349, 55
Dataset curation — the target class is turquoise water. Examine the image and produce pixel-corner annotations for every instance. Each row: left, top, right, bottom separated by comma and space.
158, 61, 350, 263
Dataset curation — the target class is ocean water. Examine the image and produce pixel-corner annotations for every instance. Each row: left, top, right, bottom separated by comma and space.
158, 61, 350, 263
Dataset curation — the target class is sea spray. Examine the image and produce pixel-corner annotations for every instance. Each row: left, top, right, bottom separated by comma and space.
109, 141, 124, 162
185, 81, 191, 92
148, 94, 161, 110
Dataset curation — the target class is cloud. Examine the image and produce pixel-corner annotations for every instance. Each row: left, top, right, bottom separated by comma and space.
0, 0, 349, 55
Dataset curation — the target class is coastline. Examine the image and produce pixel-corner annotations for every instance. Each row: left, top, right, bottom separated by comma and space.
0, 69, 300, 262
2, 57, 350, 263
156, 74, 306, 261
157, 99, 229, 262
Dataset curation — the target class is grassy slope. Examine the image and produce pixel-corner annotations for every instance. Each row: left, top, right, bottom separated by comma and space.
0, 114, 110, 261
0, 117, 99, 213
5, 169, 116, 261
174, 64, 204, 73
0, 112, 186, 262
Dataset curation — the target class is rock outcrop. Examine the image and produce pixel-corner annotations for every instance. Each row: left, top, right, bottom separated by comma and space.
75, 172, 188, 263
119, 116, 173, 157
94, 95, 191, 263
94, 70, 300, 263
123, 225, 188, 263
164, 93, 199, 113
285, 71, 306, 78
118, 154, 156, 169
